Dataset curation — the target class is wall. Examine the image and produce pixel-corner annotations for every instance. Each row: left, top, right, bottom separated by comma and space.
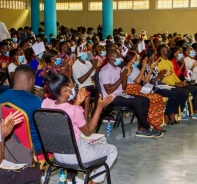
0, 9, 30, 29
1, 0, 197, 36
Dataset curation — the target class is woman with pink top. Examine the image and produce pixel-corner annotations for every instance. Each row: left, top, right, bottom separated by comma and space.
42, 71, 117, 184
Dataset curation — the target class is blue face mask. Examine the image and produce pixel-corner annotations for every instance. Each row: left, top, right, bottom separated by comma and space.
60, 39, 65, 42
101, 51, 106, 57
37, 53, 43, 59
12, 37, 18, 43
5, 51, 9, 57
177, 53, 184, 61
55, 58, 62, 65
89, 40, 93, 45
40, 32, 45, 35
114, 58, 123, 66
67, 87, 76, 101
110, 39, 114, 43
132, 61, 139, 67
189, 50, 196, 58
18, 55, 25, 63
128, 44, 132, 49
81, 52, 88, 61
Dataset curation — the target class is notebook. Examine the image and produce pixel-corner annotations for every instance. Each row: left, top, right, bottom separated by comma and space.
0, 159, 26, 170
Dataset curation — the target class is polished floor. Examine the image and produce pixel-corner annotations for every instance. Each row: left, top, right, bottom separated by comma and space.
49, 116, 197, 184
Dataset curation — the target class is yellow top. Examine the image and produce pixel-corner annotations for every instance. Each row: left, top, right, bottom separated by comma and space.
157, 57, 180, 86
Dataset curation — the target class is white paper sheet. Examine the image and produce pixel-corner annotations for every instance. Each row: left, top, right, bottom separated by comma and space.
32, 41, 46, 55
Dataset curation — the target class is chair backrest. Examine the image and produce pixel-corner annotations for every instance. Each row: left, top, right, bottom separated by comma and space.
33, 109, 83, 166
2, 102, 33, 149
93, 72, 102, 95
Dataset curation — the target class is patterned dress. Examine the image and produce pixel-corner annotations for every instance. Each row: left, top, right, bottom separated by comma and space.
125, 65, 164, 130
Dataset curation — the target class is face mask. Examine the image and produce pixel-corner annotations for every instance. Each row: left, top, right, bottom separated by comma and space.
177, 53, 184, 61
189, 50, 196, 58
50, 36, 55, 39
60, 39, 64, 42
132, 61, 139, 67
18, 55, 25, 63
120, 32, 124, 34
67, 87, 76, 101
41, 32, 45, 35
5, 51, 9, 57
101, 51, 106, 57
12, 37, 18, 43
167, 50, 172, 58
114, 58, 123, 66
66, 48, 72, 55
110, 39, 114, 43
71, 46, 75, 53
128, 44, 132, 49
89, 40, 93, 45
91, 31, 94, 35
55, 58, 62, 65
81, 52, 88, 60
38, 53, 43, 59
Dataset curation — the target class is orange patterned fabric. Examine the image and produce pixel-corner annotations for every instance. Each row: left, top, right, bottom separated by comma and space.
125, 84, 164, 129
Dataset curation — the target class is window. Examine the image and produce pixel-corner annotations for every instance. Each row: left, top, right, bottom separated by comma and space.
133, 0, 149, 10
118, 0, 149, 10
173, 0, 189, 8
156, 0, 196, 9
157, 0, 172, 9
118, 1, 133, 9
0, 0, 28, 9
69, 2, 83, 10
88, 1, 117, 10
40, 2, 83, 11
191, 0, 197, 7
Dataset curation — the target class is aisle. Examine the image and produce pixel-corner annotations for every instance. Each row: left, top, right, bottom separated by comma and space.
49, 117, 197, 184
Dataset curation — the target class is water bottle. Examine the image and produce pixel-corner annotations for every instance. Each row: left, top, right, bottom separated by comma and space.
106, 120, 111, 137
59, 169, 67, 184
182, 105, 187, 118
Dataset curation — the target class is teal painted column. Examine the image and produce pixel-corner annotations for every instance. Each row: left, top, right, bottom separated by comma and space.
44, 0, 57, 40
31, 0, 40, 35
102, 0, 113, 39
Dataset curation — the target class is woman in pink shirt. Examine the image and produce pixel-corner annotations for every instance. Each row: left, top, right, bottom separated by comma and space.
42, 71, 117, 184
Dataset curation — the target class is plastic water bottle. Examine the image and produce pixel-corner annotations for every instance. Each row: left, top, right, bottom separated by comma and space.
59, 169, 67, 184
106, 120, 111, 137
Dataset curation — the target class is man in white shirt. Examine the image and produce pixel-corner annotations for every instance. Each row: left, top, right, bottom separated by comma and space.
72, 51, 101, 120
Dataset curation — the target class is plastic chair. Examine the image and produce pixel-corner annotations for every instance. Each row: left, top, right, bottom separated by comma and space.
34, 109, 111, 184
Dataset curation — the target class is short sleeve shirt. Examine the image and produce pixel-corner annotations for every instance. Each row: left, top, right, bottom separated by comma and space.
99, 63, 123, 98
72, 59, 95, 88
42, 98, 86, 141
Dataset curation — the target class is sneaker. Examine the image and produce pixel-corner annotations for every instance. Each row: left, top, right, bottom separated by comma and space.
182, 115, 189, 120
192, 114, 197, 120
151, 129, 164, 138
136, 130, 154, 138
67, 177, 84, 184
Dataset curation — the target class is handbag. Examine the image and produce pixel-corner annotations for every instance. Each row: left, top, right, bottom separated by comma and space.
0, 104, 34, 167
4, 134, 34, 167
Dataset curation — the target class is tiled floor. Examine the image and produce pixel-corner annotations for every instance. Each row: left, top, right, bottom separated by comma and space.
49, 116, 197, 184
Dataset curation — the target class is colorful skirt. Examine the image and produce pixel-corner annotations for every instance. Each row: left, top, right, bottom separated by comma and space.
125, 84, 164, 129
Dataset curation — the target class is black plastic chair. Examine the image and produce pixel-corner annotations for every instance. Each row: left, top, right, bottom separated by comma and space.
34, 109, 111, 184
93, 72, 136, 138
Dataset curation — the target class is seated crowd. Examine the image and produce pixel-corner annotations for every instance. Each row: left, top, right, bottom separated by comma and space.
1, 25, 197, 183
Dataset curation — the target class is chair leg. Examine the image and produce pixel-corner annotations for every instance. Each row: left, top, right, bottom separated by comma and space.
71, 171, 76, 184
96, 118, 103, 133
130, 113, 135, 124
44, 165, 52, 184
189, 98, 194, 116
120, 111, 125, 138
84, 171, 90, 184
104, 163, 111, 184
113, 113, 120, 129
